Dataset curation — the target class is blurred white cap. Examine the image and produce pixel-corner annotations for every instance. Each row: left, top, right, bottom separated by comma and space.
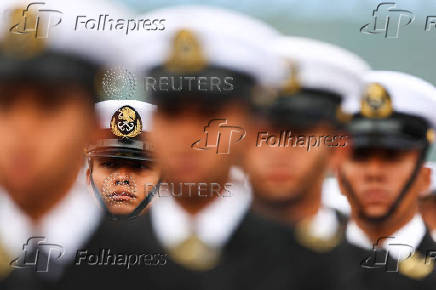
127, 5, 288, 87
344, 71, 436, 129
0, 0, 132, 66
274, 36, 370, 102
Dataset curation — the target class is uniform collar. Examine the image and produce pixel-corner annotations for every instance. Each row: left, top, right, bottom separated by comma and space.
151, 167, 252, 249
306, 206, 340, 239
0, 168, 102, 263
346, 214, 426, 260
322, 177, 351, 215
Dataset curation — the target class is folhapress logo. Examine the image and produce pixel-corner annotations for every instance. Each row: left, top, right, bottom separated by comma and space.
192, 119, 246, 155
9, 2, 63, 39
360, 236, 435, 279
10, 237, 64, 272
360, 2, 414, 39
360, 237, 415, 272
5, 2, 166, 38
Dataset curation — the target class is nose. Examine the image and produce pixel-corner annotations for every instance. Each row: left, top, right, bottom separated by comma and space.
115, 178, 130, 186
366, 156, 385, 171
113, 171, 132, 186
363, 157, 386, 182
10, 104, 40, 139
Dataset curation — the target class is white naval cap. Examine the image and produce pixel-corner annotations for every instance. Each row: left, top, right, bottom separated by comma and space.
258, 36, 369, 128
344, 71, 436, 127
274, 36, 370, 101
87, 100, 156, 160
0, 0, 131, 72
344, 71, 436, 150
127, 5, 287, 87
96, 100, 155, 133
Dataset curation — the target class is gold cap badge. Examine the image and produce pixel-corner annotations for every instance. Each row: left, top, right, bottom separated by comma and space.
110, 106, 142, 139
281, 60, 301, 95
164, 29, 207, 72
361, 83, 393, 118
427, 129, 435, 144
336, 106, 352, 123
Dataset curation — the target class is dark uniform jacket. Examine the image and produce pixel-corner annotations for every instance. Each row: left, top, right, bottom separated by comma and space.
2, 217, 153, 290
124, 210, 299, 290
278, 209, 348, 290
333, 229, 436, 290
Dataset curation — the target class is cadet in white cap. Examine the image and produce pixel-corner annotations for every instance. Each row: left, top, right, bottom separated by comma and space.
86, 100, 160, 219
126, 5, 294, 290
242, 35, 369, 290
335, 71, 436, 289
0, 1, 145, 290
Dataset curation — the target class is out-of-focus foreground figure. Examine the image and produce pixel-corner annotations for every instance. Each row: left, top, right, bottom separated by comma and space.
125, 5, 297, 290
243, 36, 369, 290
0, 1, 150, 290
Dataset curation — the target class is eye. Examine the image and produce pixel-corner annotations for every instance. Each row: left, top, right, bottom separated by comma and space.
140, 162, 153, 170
132, 161, 153, 170
381, 150, 405, 162
352, 148, 371, 162
100, 160, 118, 168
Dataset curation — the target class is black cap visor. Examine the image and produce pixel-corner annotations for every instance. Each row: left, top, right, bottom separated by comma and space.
264, 89, 342, 130
0, 51, 100, 96
349, 113, 430, 150
88, 147, 152, 162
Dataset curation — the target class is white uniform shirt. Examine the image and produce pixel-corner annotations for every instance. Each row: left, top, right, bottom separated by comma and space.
151, 167, 252, 249
346, 214, 426, 260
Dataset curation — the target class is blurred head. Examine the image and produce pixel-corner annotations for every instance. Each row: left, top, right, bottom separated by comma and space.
244, 120, 345, 205
87, 156, 160, 215
337, 147, 431, 222
0, 0, 131, 220
135, 9, 283, 200
0, 81, 96, 217
249, 35, 369, 210
338, 71, 436, 224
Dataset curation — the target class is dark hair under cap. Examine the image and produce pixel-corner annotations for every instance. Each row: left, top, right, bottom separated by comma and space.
0, 50, 100, 102
261, 88, 343, 130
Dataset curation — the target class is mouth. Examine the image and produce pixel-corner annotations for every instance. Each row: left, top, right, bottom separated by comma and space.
106, 190, 137, 202
362, 189, 391, 204
266, 172, 293, 182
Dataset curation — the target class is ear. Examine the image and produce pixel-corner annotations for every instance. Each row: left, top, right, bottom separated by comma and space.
86, 168, 91, 185
417, 166, 432, 197
328, 132, 352, 173
334, 170, 348, 197
154, 164, 162, 179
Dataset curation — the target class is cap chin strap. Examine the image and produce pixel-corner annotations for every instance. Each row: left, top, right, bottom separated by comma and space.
88, 161, 161, 221
338, 145, 428, 224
